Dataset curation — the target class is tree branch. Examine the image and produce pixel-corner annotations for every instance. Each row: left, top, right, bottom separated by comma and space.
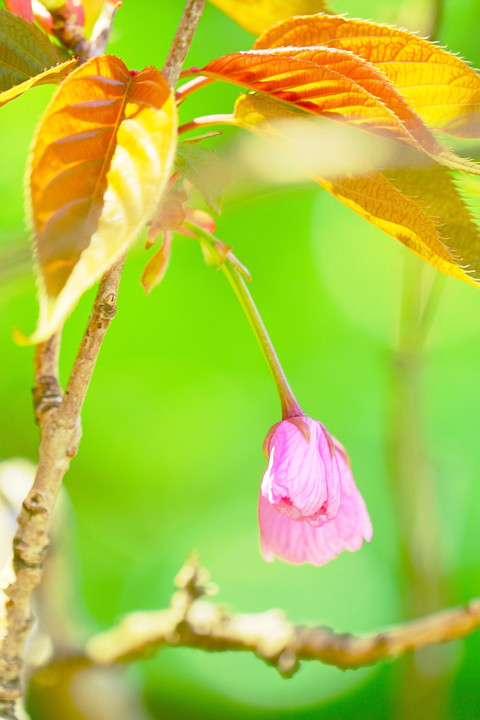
86, 557, 480, 676
162, 0, 207, 88
0, 258, 125, 719
32, 335, 62, 424
0, 0, 207, 713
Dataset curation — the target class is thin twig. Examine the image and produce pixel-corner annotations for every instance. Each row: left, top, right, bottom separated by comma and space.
86, 557, 480, 676
162, 0, 207, 88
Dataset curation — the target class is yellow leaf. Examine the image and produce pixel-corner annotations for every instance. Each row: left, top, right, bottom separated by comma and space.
386, 166, 480, 282
0, 58, 76, 107
234, 92, 480, 286
24, 55, 177, 344
208, 0, 327, 36
255, 14, 480, 138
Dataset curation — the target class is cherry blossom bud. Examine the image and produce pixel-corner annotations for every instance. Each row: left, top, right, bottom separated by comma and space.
259, 418, 372, 566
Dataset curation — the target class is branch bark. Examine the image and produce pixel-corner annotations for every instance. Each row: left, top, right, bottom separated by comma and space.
0, 0, 207, 714
86, 557, 480, 676
162, 0, 207, 88
0, 258, 125, 720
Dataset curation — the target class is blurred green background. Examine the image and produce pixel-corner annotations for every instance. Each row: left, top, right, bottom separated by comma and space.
1, 0, 480, 717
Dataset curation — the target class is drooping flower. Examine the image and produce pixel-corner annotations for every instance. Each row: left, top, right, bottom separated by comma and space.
259, 417, 372, 566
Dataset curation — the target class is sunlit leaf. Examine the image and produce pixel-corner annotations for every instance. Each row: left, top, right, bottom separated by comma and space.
4, 0, 33, 21
196, 48, 480, 175
255, 14, 480, 138
234, 92, 480, 286
24, 55, 177, 344
0, 7, 64, 95
0, 58, 76, 107
176, 142, 231, 214
208, 0, 327, 36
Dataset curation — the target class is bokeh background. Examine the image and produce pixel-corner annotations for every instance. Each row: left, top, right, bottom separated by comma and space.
1, 0, 480, 717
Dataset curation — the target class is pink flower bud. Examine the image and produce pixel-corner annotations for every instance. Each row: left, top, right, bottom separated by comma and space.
259, 418, 372, 566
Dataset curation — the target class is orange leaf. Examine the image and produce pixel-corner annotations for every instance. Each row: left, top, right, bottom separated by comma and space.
234, 92, 480, 286
255, 14, 480, 138
24, 55, 177, 343
207, 0, 328, 36
0, 58, 76, 107
197, 48, 480, 175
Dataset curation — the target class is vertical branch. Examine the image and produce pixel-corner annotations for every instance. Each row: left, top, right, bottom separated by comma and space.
0, 260, 125, 720
32, 335, 62, 424
0, 0, 207, 714
162, 0, 207, 88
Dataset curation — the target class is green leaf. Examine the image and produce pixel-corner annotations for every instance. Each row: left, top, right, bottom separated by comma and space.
176, 143, 231, 214
0, 8, 62, 94
0, 58, 76, 107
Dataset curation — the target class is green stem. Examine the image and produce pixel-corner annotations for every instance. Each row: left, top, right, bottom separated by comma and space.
184, 221, 302, 419
390, 255, 450, 720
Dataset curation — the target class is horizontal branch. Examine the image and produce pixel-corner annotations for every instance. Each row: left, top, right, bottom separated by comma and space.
86, 556, 480, 676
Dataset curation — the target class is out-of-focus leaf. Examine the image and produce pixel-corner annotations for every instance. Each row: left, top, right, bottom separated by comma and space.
0, 58, 75, 107
141, 232, 173, 295
0, 7, 63, 93
176, 143, 231, 214
147, 186, 187, 247
255, 14, 480, 138
197, 48, 480, 175
4, 0, 33, 21
207, 0, 327, 36
234, 92, 480, 286
24, 55, 177, 344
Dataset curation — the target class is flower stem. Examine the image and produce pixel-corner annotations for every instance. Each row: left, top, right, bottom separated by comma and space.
175, 76, 214, 102
178, 114, 236, 135
184, 221, 302, 418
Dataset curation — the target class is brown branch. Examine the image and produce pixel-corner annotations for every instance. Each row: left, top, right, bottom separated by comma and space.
0, 258, 125, 720
162, 0, 207, 88
0, 1, 206, 714
32, 335, 62, 424
86, 557, 480, 677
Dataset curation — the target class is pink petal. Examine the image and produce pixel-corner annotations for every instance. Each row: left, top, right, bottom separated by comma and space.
262, 419, 339, 520
258, 459, 372, 566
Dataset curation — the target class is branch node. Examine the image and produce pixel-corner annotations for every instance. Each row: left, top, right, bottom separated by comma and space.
32, 376, 62, 425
